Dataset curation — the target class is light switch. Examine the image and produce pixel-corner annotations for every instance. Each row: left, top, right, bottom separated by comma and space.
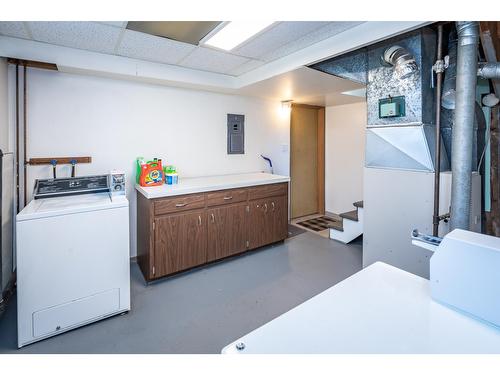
281, 144, 289, 152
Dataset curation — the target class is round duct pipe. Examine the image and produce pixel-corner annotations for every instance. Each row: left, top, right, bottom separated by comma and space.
441, 32, 458, 110
477, 62, 500, 79
381, 45, 419, 79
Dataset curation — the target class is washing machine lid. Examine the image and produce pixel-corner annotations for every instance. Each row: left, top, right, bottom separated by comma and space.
17, 193, 129, 221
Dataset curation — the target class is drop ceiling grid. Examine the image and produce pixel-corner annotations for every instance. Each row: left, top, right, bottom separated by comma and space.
232, 21, 331, 61
177, 46, 250, 74
28, 21, 123, 55
0, 21, 31, 40
226, 59, 266, 76
260, 21, 365, 62
0, 21, 369, 77
116, 29, 196, 65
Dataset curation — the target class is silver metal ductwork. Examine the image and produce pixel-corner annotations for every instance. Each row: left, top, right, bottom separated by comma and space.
477, 62, 500, 79
450, 21, 480, 231
441, 32, 457, 110
381, 45, 419, 79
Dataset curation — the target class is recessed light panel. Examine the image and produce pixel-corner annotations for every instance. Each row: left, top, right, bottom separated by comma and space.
202, 21, 274, 51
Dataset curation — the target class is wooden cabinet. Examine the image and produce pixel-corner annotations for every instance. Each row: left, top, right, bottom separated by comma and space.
248, 198, 268, 249
207, 203, 248, 262
137, 182, 288, 281
248, 195, 288, 249
269, 195, 288, 243
154, 210, 207, 277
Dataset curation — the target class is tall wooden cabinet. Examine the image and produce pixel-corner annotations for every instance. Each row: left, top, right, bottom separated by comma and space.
137, 182, 288, 281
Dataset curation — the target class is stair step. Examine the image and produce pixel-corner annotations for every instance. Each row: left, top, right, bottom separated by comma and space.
353, 201, 363, 208
328, 220, 344, 232
340, 210, 358, 222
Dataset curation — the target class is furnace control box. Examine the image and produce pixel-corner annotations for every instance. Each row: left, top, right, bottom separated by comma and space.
379, 96, 406, 118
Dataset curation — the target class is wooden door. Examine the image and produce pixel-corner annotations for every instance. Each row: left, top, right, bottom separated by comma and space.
207, 203, 248, 261
290, 105, 321, 218
248, 198, 269, 249
268, 195, 288, 243
154, 210, 206, 277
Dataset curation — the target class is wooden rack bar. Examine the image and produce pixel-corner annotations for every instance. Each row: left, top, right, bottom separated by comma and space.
7, 58, 58, 71
28, 157, 92, 165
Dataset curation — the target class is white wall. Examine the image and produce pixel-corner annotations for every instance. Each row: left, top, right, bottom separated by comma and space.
325, 102, 366, 215
10, 68, 290, 257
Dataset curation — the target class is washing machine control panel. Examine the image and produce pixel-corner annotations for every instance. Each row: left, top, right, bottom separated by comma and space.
110, 171, 126, 197
34, 175, 110, 199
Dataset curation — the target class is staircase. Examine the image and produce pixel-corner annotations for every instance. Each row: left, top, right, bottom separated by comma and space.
329, 201, 363, 244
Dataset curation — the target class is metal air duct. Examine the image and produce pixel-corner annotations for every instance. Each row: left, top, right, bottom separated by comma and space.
450, 21, 480, 231
381, 45, 419, 79
477, 62, 500, 79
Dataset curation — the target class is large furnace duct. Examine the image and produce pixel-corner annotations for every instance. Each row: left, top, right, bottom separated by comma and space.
450, 21, 480, 231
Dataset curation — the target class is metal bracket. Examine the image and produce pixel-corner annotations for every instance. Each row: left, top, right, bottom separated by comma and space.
433, 58, 447, 74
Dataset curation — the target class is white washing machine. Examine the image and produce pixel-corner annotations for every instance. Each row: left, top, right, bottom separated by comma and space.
16, 175, 130, 348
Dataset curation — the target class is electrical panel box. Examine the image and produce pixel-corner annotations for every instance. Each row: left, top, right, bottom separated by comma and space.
227, 114, 245, 154
379, 96, 406, 118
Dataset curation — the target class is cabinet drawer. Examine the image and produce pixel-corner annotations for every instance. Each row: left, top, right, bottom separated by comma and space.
207, 188, 248, 207
154, 194, 205, 215
248, 183, 287, 201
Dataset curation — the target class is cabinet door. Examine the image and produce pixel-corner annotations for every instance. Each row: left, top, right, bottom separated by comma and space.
269, 195, 288, 243
154, 210, 206, 277
207, 203, 248, 261
248, 198, 270, 249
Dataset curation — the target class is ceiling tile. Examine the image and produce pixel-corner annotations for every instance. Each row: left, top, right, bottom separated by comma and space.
226, 59, 265, 76
28, 21, 123, 54
117, 29, 196, 65
260, 21, 365, 62
0, 22, 31, 39
179, 47, 249, 74
233, 22, 329, 60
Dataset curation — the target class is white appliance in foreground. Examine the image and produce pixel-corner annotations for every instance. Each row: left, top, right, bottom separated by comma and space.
16, 175, 130, 348
413, 229, 500, 328
222, 261, 500, 354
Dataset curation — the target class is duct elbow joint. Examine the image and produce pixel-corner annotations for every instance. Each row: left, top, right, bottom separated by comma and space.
381, 45, 419, 80
477, 63, 500, 79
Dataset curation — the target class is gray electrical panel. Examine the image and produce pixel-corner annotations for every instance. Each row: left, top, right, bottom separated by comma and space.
227, 114, 245, 154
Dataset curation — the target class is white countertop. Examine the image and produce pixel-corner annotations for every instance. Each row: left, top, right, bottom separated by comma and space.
135, 172, 290, 199
222, 262, 500, 354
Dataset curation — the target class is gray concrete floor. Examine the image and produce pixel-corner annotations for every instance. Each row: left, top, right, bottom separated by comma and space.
0, 232, 362, 354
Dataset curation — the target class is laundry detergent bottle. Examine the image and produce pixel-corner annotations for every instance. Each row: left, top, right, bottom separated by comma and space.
139, 158, 164, 187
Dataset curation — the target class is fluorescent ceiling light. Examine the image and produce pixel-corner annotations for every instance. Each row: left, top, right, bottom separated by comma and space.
341, 88, 366, 98
202, 21, 274, 50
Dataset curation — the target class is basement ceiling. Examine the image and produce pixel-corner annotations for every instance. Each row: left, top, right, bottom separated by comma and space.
237, 66, 366, 106
0, 21, 364, 76
126, 21, 221, 45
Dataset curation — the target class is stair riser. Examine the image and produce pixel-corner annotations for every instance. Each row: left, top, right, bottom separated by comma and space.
330, 208, 363, 244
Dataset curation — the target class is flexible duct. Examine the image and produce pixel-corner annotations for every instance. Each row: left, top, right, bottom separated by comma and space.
441, 32, 457, 109
450, 21, 480, 231
477, 62, 500, 79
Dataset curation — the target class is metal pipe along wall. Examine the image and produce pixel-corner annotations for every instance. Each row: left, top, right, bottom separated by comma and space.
450, 21, 480, 230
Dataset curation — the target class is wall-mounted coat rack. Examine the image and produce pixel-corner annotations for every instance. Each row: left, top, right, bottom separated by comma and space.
28, 157, 92, 179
